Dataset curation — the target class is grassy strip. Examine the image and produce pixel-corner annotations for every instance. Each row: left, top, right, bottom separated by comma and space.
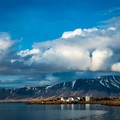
101, 100, 120, 106
0, 99, 120, 107
26, 100, 120, 106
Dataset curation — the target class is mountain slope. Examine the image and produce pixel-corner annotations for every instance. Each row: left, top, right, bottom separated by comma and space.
0, 75, 120, 99
39, 75, 120, 98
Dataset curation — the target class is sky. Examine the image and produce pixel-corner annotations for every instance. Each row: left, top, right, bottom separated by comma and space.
0, 0, 120, 88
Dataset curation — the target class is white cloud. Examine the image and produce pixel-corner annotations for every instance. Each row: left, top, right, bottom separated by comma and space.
107, 27, 116, 31
91, 48, 113, 71
62, 29, 82, 38
0, 33, 14, 61
28, 46, 91, 71
62, 28, 99, 39
111, 62, 120, 72
0, 33, 13, 51
15, 17, 120, 72
0, 17, 120, 87
0, 17, 120, 76
17, 49, 40, 57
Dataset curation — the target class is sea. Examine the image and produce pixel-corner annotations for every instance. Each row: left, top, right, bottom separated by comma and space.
0, 103, 120, 120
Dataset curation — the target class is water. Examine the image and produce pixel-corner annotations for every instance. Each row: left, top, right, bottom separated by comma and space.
0, 103, 120, 120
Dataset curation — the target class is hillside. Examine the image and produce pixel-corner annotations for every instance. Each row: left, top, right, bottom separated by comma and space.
0, 75, 120, 99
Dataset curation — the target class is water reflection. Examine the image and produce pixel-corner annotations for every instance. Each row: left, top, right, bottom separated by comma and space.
61, 104, 75, 110
0, 103, 119, 120
71, 104, 74, 110
61, 104, 64, 110
59, 104, 108, 120
85, 104, 90, 110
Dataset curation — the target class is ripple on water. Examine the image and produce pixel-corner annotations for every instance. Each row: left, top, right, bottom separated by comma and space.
43, 110, 107, 120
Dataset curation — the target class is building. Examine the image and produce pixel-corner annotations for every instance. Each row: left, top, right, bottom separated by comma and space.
77, 97, 81, 100
60, 97, 66, 102
85, 96, 90, 102
68, 97, 74, 102
60, 97, 81, 102
60, 97, 74, 102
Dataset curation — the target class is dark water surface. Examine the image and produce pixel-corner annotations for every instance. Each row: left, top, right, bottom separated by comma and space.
0, 103, 120, 120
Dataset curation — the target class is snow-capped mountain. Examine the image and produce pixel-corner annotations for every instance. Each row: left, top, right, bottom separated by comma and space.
39, 75, 120, 98
0, 75, 120, 99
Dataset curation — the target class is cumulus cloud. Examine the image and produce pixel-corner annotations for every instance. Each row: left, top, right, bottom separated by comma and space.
112, 62, 120, 72
0, 17, 120, 87
62, 29, 82, 38
91, 48, 113, 71
17, 49, 40, 57
0, 33, 14, 51
0, 33, 14, 59
15, 17, 120, 73
26, 46, 91, 71
0, 17, 120, 80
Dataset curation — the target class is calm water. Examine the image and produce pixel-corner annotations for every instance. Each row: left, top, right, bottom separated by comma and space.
0, 103, 120, 120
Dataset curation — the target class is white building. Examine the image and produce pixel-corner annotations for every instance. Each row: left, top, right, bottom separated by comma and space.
77, 97, 81, 100
60, 97, 75, 102
60, 96, 81, 102
85, 96, 90, 102
68, 97, 74, 102
60, 97, 66, 102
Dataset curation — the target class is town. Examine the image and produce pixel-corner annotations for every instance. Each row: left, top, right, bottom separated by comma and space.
0, 96, 120, 106
27, 96, 120, 106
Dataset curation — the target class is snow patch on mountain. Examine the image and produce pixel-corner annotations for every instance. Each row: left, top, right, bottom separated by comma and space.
72, 80, 76, 89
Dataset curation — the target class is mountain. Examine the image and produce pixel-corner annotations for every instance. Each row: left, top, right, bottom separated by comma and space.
0, 75, 120, 100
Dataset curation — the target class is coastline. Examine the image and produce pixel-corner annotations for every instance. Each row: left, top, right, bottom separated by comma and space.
0, 99, 120, 107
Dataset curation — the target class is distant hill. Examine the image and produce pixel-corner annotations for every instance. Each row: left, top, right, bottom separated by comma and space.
0, 75, 120, 100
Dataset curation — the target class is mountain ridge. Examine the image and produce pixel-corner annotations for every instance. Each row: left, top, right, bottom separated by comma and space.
0, 75, 120, 100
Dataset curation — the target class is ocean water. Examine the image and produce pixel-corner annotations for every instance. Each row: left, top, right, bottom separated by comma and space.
0, 103, 120, 120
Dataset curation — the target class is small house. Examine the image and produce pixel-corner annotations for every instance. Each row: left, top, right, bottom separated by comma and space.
85, 96, 90, 102
60, 97, 66, 101
68, 97, 74, 102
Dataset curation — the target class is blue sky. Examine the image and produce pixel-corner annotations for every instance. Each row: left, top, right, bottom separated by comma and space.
0, 0, 120, 49
0, 0, 120, 88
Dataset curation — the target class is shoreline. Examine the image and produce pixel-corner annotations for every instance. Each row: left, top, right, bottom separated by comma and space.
0, 99, 120, 107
